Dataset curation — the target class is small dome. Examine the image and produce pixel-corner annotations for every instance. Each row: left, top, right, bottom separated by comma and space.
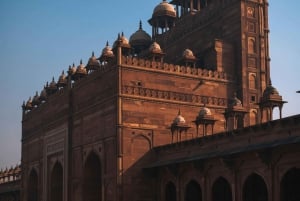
129, 21, 152, 48
57, 71, 67, 88
87, 52, 100, 69
263, 84, 279, 98
183, 49, 196, 60
153, 0, 176, 18
68, 64, 77, 76
101, 42, 114, 58
76, 60, 87, 75
49, 77, 57, 90
173, 110, 186, 124
149, 42, 163, 54
99, 41, 115, 62
39, 86, 47, 102
25, 97, 33, 110
32, 91, 40, 106
198, 106, 212, 118
113, 32, 130, 49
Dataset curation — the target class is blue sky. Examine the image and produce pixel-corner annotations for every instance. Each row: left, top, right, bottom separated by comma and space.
0, 0, 299, 168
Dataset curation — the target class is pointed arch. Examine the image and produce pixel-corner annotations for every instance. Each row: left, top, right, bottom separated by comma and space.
28, 169, 38, 201
248, 37, 256, 54
280, 167, 300, 201
83, 151, 102, 201
249, 73, 256, 89
243, 173, 268, 201
131, 134, 152, 159
50, 162, 63, 201
212, 177, 232, 201
185, 180, 202, 201
165, 181, 176, 201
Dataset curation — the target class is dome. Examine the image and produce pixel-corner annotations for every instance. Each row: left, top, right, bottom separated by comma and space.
99, 41, 115, 62
173, 110, 186, 124
68, 64, 77, 76
32, 91, 40, 106
198, 106, 212, 118
76, 60, 87, 76
49, 77, 57, 90
149, 42, 163, 54
263, 84, 279, 98
113, 32, 130, 49
87, 52, 100, 69
25, 97, 33, 110
57, 71, 67, 88
153, 0, 176, 18
39, 86, 47, 102
129, 21, 152, 48
183, 49, 196, 60
101, 42, 114, 58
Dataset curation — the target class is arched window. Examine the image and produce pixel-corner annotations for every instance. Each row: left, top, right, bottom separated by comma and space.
165, 181, 176, 201
83, 152, 102, 201
243, 173, 268, 201
185, 180, 202, 201
249, 74, 256, 89
212, 177, 232, 201
281, 168, 300, 201
50, 162, 63, 201
28, 169, 38, 201
248, 38, 256, 54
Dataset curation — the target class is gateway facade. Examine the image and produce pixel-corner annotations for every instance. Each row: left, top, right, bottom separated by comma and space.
20, 0, 300, 201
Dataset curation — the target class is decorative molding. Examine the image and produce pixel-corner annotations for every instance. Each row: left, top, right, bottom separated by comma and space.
122, 85, 227, 107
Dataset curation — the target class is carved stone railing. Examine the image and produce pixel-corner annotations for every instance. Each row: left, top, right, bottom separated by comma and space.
122, 85, 227, 107
122, 56, 229, 81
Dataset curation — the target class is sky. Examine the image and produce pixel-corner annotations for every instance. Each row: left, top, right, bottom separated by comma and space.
0, 0, 299, 168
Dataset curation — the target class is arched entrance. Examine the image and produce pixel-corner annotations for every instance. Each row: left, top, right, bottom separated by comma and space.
50, 162, 63, 201
28, 169, 38, 201
165, 181, 176, 201
243, 173, 268, 201
281, 168, 300, 201
83, 152, 102, 201
212, 177, 232, 201
185, 180, 202, 201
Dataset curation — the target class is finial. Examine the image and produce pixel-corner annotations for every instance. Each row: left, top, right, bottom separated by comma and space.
62, 70, 65, 75
269, 79, 272, 86
139, 20, 142, 30
118, 33, 121, 39
92, 51, 94, 57
106, 41, 109, 46
52, 77, 55, 81
121, 32, 124, 37
80, 59, 83, 65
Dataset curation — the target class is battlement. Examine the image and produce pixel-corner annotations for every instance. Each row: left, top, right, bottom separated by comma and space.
0, 165, 21, 185
122, 56, 230, 81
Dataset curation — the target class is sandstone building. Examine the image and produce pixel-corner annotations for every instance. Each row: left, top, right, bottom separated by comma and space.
14, 0, 300, 201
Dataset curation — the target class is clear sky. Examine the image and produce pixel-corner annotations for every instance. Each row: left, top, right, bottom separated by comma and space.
0, 0, 299, 168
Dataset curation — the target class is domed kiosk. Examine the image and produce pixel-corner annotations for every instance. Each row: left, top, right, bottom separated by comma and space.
129, 21, 152, 55
169, 110, 191, 143
148, 0, 176, 37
